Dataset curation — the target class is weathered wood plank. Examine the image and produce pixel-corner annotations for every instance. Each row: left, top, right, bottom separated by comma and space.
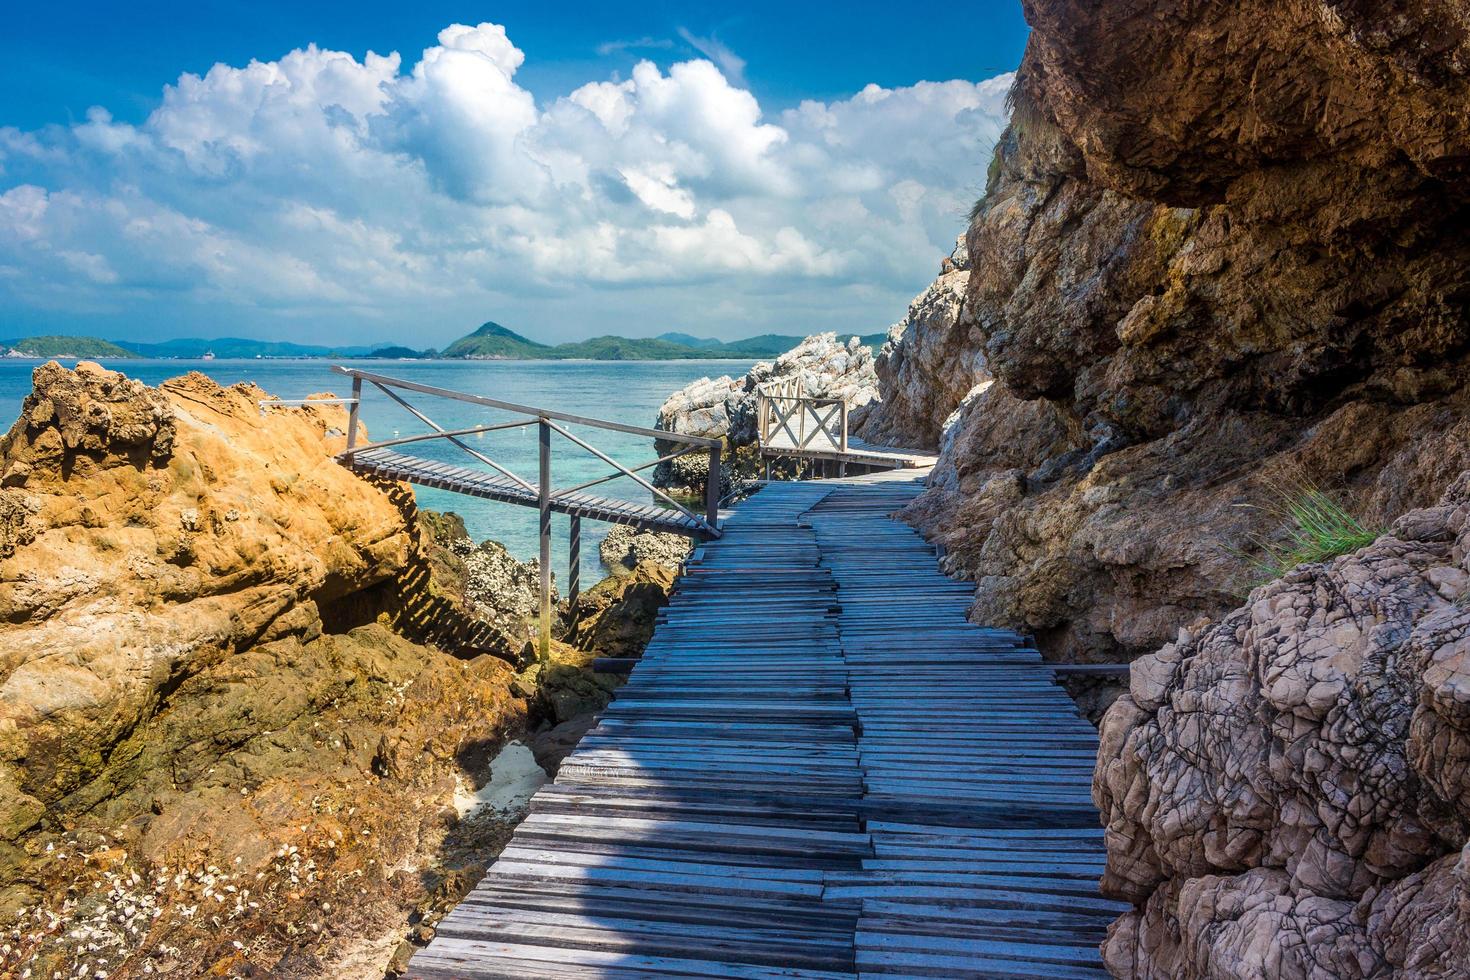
406, 474, 1108, 979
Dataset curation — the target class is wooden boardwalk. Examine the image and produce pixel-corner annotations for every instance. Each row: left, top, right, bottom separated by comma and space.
410, 474, 1120, 979
760, 435, 938, 473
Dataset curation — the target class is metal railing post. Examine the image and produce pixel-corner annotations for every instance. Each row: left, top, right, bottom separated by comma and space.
705, 443, 722, 531
346, 376, 363, 453
568, 515, 581, 610
538, 418, 552, 662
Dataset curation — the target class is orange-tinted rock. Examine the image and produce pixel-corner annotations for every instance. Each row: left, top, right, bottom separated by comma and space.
0, 363, 525, 977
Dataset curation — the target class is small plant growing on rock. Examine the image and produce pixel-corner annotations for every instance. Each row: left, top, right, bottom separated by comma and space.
1235, 477, 1382, 588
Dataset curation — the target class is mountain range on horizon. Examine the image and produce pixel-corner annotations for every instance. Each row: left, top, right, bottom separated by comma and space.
0, 324, 890, 362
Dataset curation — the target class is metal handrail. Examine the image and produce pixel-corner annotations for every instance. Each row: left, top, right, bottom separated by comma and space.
333, 366, 721, 448
368, 379, 537, 492
343, 419, 534, 454
544, 419, 702, 525
557, 444, 700, 497
330, 366, 724, 661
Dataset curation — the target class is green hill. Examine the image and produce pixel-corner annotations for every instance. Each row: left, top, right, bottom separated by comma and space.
656, 332, 723, 349
552, 336, 728, 360
440, 322, 551, 359
440, 323, 888, 361
2, 336, 139, 359
118, 337, 384, 358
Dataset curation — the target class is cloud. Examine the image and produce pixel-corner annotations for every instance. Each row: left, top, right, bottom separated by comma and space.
675, 28, 747, 90
596, 37, 675, 57
0, 23, 1013, 343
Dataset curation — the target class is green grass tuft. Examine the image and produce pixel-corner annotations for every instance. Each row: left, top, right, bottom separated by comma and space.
1235, 477, 1382, 588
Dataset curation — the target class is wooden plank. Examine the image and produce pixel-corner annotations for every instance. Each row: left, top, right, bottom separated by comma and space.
406, 472, 1108, 979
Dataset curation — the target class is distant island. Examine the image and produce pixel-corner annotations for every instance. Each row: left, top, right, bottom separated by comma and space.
117, 337, 389, 359
1, 336, 140, 360
0, 325, 890, 362
439, 322, 888, 360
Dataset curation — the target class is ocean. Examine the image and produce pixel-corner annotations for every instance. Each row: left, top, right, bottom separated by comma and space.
0, 358, 756, 583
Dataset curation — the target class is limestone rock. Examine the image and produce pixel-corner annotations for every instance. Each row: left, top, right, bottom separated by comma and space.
599, 523, 692, 572
858, 237, 986, 450
1095, 475, 1470, 976
653, 332, 879, 491
459, 539, 553, 627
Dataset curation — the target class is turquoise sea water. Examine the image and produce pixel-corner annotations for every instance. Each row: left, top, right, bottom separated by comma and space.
0, 358, 755, 582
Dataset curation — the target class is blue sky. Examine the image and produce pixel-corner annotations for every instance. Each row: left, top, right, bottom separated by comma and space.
0, 2, 1029, 345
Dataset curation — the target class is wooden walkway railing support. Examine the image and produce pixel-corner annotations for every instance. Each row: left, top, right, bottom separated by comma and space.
757, 378, 850, 457
567, 515, 582, 610
754, 378, 937, 476
538, 419, 553, 660
324, 367, 725, 663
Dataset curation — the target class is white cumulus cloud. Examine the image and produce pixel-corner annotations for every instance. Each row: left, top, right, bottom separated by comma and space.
0, 23, 1012, 344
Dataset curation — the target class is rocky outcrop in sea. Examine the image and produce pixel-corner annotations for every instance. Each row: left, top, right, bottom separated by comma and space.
653, 332, 879, 492
598, 523, 692, 572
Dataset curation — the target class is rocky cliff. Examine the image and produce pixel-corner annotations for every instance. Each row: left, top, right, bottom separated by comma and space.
861, 0, 1470, 669
0, 363, 532, 977
861, 235, 985, 450
847, 1, 1470, 976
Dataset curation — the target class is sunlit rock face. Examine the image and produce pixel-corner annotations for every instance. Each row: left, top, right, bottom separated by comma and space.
0, 363, 526, 976
858, 235, 986, 451
652, 331, 879, 492
655, 331, 879, 449
859, 0, 1470, 669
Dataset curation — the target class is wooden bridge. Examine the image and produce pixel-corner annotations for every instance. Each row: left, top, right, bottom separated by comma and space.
321, 368, 725, 659
407, 471, 1120, 979
756, 379, 937, 476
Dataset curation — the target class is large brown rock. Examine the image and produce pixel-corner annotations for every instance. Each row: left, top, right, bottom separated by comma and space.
1094, 474, 1470, 977
864, 0, 1470, 668
0, 363, 526, 977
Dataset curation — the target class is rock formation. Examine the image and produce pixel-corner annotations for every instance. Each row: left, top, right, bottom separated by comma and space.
598, 523, 692, 572
653, 332, 879, 492
858, 236, 986, 450
0, 363, 534, 977
859, 0, 1470, 671
419, 510, 556, 629
1095, 474, 1470, 977
567, 559, 676, 661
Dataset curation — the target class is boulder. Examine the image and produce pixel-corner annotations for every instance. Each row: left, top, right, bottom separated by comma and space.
599, 523, 692, 572
567, 560, 676, 661
1095, 473, 1470, 976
